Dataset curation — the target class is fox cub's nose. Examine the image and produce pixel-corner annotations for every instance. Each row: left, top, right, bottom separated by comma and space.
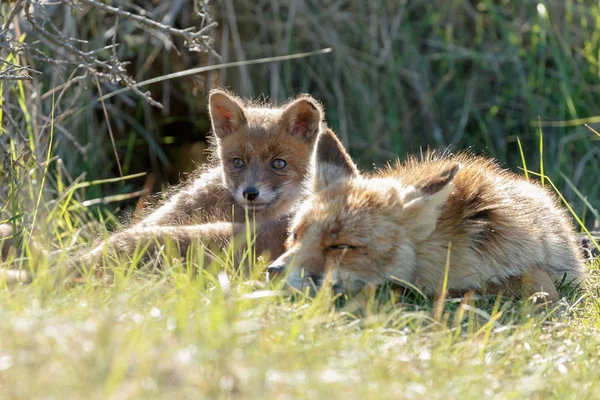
243, 186, 259, 201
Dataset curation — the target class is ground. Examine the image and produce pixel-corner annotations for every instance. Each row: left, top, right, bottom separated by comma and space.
0, 252, 598, 399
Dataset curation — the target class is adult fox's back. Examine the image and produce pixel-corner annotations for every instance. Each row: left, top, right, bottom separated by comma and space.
380, 152, 584, 292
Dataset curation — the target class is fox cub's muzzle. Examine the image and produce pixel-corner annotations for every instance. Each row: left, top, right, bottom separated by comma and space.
242, 186, 259, 201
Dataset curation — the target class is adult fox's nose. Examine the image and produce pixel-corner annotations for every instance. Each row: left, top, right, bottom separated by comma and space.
266, 263, 285, 282
243, 186, 259, 201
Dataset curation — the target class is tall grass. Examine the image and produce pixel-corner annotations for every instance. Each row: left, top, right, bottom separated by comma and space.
219, 0, 600, 226
0, 1, 599, 397
0, 65, 598, 396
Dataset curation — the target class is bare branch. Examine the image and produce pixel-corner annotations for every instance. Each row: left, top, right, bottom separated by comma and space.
0, 74, 32, 80
77, 0, 218, 52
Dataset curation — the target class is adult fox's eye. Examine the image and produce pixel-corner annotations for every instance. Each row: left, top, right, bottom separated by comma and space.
271, 158, 287, 170
233, 158, 245, 168
329, 244, 356, 250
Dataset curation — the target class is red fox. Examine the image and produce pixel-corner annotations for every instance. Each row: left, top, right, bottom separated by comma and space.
0, 90, 325, 281
85, 89, 325, 266
267, 129, 588, 302
87, 89, 327, 265
140, 88, 324, 227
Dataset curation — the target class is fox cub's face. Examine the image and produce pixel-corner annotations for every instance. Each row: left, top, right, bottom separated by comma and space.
268, 130, 458, 296
209, 90, 324, 215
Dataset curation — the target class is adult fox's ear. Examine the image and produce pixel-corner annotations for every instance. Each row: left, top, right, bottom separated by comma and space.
280, 95, 324, 141
314, 129, 358, 191
209, 89, 248, 139
400, 163, 460, 241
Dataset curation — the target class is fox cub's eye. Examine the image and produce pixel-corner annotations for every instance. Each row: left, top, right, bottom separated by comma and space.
271, 158, 287, 170
233, 158, 245, 168
288, 232, 298, 241
328, 244, 356, 250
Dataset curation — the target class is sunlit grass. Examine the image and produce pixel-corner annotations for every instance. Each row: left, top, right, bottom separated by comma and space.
1, 1, 600, 397
0, 232, 598, 398
0, 117, 599, 398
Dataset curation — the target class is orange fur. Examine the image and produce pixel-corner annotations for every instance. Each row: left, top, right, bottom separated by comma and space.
80, 218, 289, 271
78, 90, 326, 271
269, 130, 587, 301
0, 90, 325, 283
139, 89, 324, 226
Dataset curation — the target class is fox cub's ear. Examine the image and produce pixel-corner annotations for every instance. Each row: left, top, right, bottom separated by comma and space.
209, 89, 248, 139
280, 95, 324, 141
400, 163, 460, 241
314, 129, 358, 191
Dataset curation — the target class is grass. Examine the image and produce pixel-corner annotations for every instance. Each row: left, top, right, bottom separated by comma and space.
0, 97, 599, 397
226, 0, 600, 225
0, 236, 599, 398
1, 0, 600, 398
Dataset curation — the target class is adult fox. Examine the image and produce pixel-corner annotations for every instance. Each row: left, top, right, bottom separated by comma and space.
268, 129, 589, 302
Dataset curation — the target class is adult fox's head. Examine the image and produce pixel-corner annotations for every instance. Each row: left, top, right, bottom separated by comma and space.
209, 89, 324, 216
267, 129, 459, 296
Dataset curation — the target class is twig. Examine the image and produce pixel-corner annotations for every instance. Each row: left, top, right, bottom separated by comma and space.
97, 48, 334, 103
23, 0, 163, 108
77, 0, 218, 54
0, 74, 32, 80
2, 0, 24, 32
94, 75, 124, 177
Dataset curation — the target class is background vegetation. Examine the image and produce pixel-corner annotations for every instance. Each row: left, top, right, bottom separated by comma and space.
3, 0, 599, 226
0, 0, 599, 398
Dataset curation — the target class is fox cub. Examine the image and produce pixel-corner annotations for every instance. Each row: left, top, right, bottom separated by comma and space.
268, 129, 587, 302
0, 90, 325, 281
82, 89, 326, 267
140, 89, 324, 227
